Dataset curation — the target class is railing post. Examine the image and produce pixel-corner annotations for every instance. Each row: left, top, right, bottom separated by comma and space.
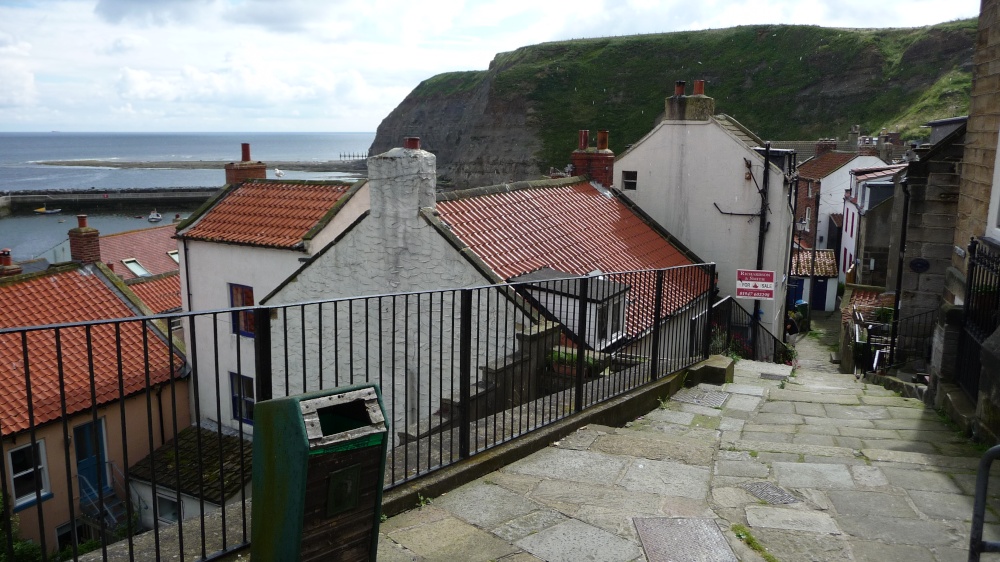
703, 264, 717, 359
574, 277, 590, 413
649, 270, 665, 381
459, 290, 473, 459
254, 306, 272, 402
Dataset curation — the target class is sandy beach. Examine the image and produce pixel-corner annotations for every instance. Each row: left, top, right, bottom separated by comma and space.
37, 159, 367, 173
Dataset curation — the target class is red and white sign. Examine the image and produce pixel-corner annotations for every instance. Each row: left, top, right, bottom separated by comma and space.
736, 269, 775, 300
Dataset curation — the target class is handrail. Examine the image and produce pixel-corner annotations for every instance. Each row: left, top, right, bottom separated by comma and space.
969, 445, 1000, 561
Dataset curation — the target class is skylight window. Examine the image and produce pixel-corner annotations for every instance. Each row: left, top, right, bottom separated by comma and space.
167, 250, 179, 264
122, 258, 152, 277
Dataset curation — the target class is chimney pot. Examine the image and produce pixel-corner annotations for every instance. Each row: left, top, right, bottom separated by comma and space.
0, 249, 10, 267
597, 130, 609, 151
674, 80, 686, 96
403, 137, 421, 150
241, 143, 251, 162
577, 130, 589, 151
693, 80, 705, 95
77, 215, 88, 228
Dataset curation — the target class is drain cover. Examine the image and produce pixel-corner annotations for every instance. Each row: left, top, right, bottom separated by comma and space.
672, 388, 730, 408
634, 517, 737, 562
760, 372, 788, 381
739, 481, 800, 504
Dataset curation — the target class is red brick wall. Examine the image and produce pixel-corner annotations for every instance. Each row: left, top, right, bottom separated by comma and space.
225, 162, 267, 185
794, 178, 819, 247
69, 228, 100, 264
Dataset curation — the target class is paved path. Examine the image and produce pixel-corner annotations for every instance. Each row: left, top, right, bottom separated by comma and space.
379, 313, 1000, 561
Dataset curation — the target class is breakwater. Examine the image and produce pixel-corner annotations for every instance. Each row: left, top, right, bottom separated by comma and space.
1, 187, 219, 215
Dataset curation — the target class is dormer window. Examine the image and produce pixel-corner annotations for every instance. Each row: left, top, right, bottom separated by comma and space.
167, 250, 179, 264
122, 258, 151, 277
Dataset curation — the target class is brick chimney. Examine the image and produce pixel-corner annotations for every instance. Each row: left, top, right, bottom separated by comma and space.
69, 215, 101, 265
570, 129, 615, 187
666, 79, 715, 121
0, 248, 22, 277
224, 143, 267, 185
814, 139, 838, 157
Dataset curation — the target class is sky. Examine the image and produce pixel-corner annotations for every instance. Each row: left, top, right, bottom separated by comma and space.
0, 0, 981, 133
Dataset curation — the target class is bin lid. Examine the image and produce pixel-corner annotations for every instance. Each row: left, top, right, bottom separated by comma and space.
795, 300, 808, 306
300, 387, 387, 450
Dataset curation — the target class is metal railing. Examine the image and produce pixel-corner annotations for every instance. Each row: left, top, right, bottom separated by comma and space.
853, 309, 936, 375
707, 297, 793, 364
0, 265, 716, 561
957, 237, 1000, 400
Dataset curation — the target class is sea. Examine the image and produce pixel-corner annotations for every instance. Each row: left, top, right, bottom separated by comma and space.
0, 132, 375, 260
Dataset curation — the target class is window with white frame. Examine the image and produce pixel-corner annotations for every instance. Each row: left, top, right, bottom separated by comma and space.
156, 494, 181, 524
596, 298, 625, 342
986, 124, 1000, 241
804, 207, 811, 232
230, 372, 255, 424
8, 440, 50, 506
167, 250, 179, 264
122, 258, 152, 277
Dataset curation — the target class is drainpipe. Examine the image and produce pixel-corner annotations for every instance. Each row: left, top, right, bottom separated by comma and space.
889, 179, 909, 366
751, 142, 771, 359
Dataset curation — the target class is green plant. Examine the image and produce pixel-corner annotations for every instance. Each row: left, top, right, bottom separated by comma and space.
732, 524, 779, 562
416, 493, 432, 509
0, 496, 42, 562
380, 513, 388, 523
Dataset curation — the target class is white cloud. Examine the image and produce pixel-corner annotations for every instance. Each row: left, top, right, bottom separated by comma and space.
102, 35, 146, 55
0, 62, 36, 107
93, 0, 212, 26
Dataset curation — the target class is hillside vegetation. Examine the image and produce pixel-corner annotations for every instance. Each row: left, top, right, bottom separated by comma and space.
371, 20, 976, 188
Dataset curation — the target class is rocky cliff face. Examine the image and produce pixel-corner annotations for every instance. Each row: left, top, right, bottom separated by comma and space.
371, 22, 976, 189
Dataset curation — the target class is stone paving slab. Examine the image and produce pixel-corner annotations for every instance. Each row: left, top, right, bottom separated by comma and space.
722, 383, 765, 396
836, 515, 964, 547
734, 439, 859, 459
590, 433, 715, 465
514, 519, 641, 562
860, 395, 926, 407
434, 481, 543, 528
387, 513, 521, 561
773, 461, 856, 489
745, 505, 841, 534
768, 389, 861, 404
827, 489, 919, 518
505, 447, 630, 483
863, 448, 981, 469
620, 458, 711, 500
530, 479, 665, 514
491, 509, 569, 542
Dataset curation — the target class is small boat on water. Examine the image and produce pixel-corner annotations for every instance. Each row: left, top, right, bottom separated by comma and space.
148, 210, 163, 223
34, 205, 61, 214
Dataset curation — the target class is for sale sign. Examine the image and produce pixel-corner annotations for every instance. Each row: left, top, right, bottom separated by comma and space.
736, 269, 775, 300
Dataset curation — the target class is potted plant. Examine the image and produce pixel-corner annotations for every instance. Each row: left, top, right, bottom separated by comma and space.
547, 346, 610, 378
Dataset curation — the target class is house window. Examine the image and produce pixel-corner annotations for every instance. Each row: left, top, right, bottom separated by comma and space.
157, 494, 181, 524
9, 440, 49, 507
56, 521, 92, 552
596, 299, 624, 341
122, 258, 151, 277
807, 183, 812, 198
622, 171, 638, 191
986, 124, 1000, 240
804, 208, 811, 232
229, 284, 255, 337
230, 372, 255, 424
167, 250, 179, 264
851, 213, 855, 237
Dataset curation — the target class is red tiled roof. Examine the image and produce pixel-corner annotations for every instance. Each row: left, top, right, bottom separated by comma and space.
797, 152, 858, 181
853, 164, 906, 183
129, 273, 182, 314
842, 287, 894, 323
437, 181, 703, 335
181, 180, 352, 248
101, 224, 178, 280
0, 266, 179, 436
830, 213, 843, 227
791, 249, 838, 277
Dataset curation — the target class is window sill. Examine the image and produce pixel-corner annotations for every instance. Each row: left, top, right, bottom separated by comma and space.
13, 492, 53, 513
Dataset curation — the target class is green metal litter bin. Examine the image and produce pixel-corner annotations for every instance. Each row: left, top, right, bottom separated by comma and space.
251, 384, 388, 562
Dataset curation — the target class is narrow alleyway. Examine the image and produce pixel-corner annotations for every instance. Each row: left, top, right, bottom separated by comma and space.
379, 311, 999, 561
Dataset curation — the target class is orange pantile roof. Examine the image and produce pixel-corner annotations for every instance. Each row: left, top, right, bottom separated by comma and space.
128, 273, 182, 314
100, 224, 179, 280
791, 249, 838, 278
0, 266, 180, 436
436, 180, 704, 335
830, 213, 843, 227
843, 287, 894, 323
180, 180, 353, 249
853, 164, 906, 183
797, 152, 859, 181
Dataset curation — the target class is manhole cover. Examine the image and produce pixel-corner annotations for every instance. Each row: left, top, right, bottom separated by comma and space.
739, 481, 800, 504
672, 388, 730, 408
634, 517, 737, 562
760, 372, 788, 381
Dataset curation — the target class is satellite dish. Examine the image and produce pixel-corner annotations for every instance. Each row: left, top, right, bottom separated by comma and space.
274, 168, 284, 178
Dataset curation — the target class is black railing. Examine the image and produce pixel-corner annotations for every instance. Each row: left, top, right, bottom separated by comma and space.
853, 309, 936, 375
957, 238, 1000, 400
0, 265, 715, 561
707, 297, 792, 364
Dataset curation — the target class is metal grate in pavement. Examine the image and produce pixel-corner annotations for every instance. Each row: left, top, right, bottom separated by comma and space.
739, 481, 800, 504
634, 517, 737, 562
672, 387, 730, 408
760, 372, 788, 381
